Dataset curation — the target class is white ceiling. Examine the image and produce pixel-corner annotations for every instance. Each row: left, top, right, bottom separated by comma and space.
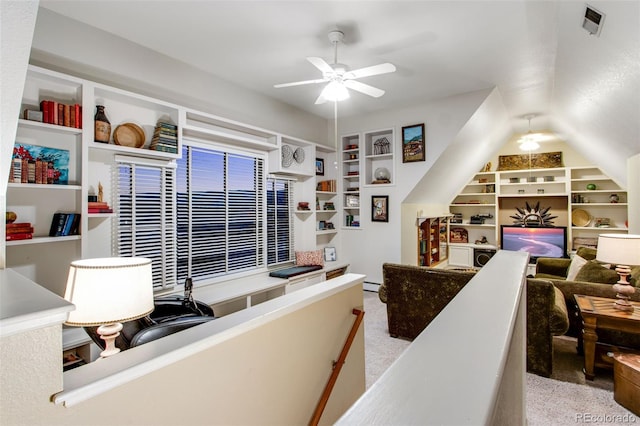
39, 1, 639, 151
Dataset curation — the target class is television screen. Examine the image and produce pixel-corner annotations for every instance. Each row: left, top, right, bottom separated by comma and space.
500, 226, 567, 263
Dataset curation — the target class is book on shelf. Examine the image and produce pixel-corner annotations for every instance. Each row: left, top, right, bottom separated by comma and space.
48, 212, 80, 237
88, 208, 114, 214
6, 232, 33, 241
6, 222, 34, 234
88, 201, 109, 209
316, 179, 337, 192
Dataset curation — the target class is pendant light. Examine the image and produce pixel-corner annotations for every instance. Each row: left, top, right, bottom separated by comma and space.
519, 115, 540, 151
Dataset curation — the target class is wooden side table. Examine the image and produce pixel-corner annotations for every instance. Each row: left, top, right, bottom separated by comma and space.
574, 295, 640, 380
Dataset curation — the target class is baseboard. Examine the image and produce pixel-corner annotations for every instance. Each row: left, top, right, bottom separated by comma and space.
363, 282, 380, 292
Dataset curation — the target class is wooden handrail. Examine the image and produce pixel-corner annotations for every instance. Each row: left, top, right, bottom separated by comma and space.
309, 308, 365, 426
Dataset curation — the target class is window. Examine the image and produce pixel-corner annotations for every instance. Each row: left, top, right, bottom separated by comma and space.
176, 144, 265, 283
116, 143, 294, 290
116, 156, 177, 291
266, 177, 294, 265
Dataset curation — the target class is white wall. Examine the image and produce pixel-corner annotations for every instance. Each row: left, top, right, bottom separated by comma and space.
338, 88, 507, 283
30, 8, 328, 146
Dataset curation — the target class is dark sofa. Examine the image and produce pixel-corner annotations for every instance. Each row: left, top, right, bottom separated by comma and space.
378, 263, 569, 377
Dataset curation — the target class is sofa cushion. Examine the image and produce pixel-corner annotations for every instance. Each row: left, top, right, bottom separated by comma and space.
550, 286, 570, 335
295, 250, 324, 266
574, 260, 619, 284
566, 255, 588, 281
576, 247, 598, 261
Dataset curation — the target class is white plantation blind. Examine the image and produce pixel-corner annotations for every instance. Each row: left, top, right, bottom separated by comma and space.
115, 156, 177, 291
266, 178, 294, 265
176, 144, 265, 282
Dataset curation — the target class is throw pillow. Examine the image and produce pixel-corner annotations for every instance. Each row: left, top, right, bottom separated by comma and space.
574, 260, 619, 284
566, 255, 588, 281
296, 250, 324, 267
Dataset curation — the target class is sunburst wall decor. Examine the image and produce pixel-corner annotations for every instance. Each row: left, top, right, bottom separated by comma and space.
510, 201, 557, 226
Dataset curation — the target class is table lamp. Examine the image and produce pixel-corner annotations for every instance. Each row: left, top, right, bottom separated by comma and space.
596, 234, 640, 312
64, 257, 154, 358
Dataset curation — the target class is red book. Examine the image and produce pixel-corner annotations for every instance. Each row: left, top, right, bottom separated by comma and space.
75, 104, 82, 129
70, 107, 76, 128
51, 101, 58, 125
88, 201, 109, 208
6, 226, 34, 234
40, 100, 49, 123
6, 222, 32, 228
64, 104, 71, 127
58, 103, 64, 126
88, 208, 113, 214
6, 233, 33, 241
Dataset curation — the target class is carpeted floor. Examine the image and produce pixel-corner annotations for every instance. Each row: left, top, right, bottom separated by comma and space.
362, 290, 638, 425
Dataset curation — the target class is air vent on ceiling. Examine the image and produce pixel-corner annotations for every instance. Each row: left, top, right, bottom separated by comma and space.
582, 5, 605, 36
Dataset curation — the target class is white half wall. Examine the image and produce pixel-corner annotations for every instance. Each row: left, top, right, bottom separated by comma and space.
0, 0, 40, 268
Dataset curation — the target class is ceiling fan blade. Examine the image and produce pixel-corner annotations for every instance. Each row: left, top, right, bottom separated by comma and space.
307, 57, 334, 74
274, 78, 326, 88
344, 63, 396, 79
343, 80, 385, 98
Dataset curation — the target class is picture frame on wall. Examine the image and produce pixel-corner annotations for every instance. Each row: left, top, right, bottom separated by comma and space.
315, 158, 325, 175
371, 195, 389, 222
324, 246, 337, 262
401, 123, 425, 163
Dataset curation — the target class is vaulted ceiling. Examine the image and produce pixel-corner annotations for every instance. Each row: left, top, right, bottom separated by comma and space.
39, 1, 639, 178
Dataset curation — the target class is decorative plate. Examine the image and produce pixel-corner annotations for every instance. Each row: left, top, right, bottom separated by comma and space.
571, 209, 591, 227
114, 123, 146, 148
293, 147, 305, 164
281, 144, 294, 168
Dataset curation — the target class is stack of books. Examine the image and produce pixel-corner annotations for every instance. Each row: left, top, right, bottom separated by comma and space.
48, 213, 80, 237
6, 222, 34, 241
149, 120, 178, 154
88, 201, 113, 214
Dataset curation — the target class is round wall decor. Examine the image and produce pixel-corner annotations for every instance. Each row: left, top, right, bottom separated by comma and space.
293, 147, 305, 163
281, 145, 293, 167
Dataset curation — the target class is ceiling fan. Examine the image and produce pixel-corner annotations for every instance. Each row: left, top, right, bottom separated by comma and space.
274, 30, 396, 104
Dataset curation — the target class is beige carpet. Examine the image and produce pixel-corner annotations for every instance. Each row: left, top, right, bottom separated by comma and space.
362, 290, 638, 424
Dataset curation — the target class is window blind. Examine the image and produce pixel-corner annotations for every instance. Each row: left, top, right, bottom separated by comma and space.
266, 178, 294, 265
176, 144, 265, 282
115, 156, 177, 291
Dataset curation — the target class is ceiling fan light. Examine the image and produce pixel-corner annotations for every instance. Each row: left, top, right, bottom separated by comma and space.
519, 138, 540, 151
321, 81, 350, 102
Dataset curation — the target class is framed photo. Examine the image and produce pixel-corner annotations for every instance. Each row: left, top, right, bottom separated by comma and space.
324, 246, 337, 262
345, 194, 360, 208
371, 195, 389, 222
315, 158, 325, 175
401, 123, 425, 163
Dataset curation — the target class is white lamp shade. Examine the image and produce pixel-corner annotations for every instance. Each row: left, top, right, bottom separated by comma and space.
596, 234, 640, 266
64, 257, 154, 326
321, 81, 350, 102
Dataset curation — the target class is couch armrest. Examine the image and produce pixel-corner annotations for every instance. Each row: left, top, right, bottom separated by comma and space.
526, 279, 569, 377
535, 257, 571, 278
